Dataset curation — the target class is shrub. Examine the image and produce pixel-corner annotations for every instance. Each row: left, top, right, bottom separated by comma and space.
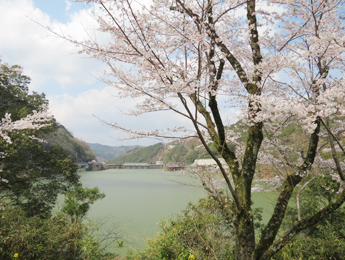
0, 201, 114, 260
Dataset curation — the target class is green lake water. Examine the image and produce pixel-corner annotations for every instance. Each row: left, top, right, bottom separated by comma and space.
67, 169, 278, 252
76, 169, 207, 250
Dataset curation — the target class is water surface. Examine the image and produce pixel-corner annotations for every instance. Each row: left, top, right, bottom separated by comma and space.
74, 169, 279, 252
79, 169, 206, 250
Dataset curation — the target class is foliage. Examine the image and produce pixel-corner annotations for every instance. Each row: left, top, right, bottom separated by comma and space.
62, 185, 106, 223
277, 213, 345, 260
275, 177, 345, 259
41, 124, 96, 163
164, 144, 188, 164
126, 195, 236, 260
0, 61, 80, 216
108, 142, 164, 164
88, 143, 140, 161
0, 65, 47, 121
0, 62, 51, 143
0, 201, 115, 260
184, 149, 205, 164
107, 139, 223, 165
0, 136, 79, 216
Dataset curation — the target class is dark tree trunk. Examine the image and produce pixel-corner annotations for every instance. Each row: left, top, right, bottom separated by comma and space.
234, 209, 256, 260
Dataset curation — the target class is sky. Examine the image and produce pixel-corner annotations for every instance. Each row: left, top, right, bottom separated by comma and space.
0, 0, 161, 146
0, 0, 239, 147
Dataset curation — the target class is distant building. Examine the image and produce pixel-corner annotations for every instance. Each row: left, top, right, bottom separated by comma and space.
87, 161, 104, 171
192, 158, 227, 168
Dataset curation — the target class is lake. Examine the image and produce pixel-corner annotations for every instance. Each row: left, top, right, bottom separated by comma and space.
75, 169, 207, 251
66, 169, 278, 253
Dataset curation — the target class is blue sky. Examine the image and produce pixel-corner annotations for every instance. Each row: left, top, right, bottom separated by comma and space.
33, 0, 83, 23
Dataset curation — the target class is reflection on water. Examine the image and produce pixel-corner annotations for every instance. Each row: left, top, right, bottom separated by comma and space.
78, 169, 206, 250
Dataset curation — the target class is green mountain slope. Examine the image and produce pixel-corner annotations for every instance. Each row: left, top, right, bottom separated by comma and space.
105, 140, 218, 165
104, 120, 312, 167
41, 124, 96, 163
88, 143, 141, 162
107, 143, 164, 164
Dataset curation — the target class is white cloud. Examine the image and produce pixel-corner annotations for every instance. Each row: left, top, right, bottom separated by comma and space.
48, 86, 195, 146
0, 0, 191, 146
0, 0, 117, 144
0, 0, 104, 95
65, 0, 72, 11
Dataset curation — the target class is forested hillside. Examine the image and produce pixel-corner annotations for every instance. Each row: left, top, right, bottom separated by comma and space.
107, 143, 164, 164
106, 139, 222, 165
105, 121, 311, 171
88, 143, 140, 162
41, 124, 96, 163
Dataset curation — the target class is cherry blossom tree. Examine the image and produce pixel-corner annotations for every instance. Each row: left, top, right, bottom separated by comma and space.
71, 0, 345, 259
0, 61, 52, 144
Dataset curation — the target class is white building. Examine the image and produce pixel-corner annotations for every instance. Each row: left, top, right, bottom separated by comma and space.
192, 158, 227, 168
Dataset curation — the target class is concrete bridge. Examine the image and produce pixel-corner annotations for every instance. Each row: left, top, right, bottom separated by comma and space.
108, 162, 164, 169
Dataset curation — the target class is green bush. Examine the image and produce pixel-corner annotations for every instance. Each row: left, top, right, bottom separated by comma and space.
0, 201, 115, 260
275, 176, 345, 260
126, 195, 235, 260
276, 209, 345, 260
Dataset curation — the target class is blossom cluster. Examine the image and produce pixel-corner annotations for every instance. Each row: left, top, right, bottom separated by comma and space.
0, 111, 52, 144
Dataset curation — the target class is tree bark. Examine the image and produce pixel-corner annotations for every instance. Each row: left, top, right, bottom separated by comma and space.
234, 208, 256, 260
